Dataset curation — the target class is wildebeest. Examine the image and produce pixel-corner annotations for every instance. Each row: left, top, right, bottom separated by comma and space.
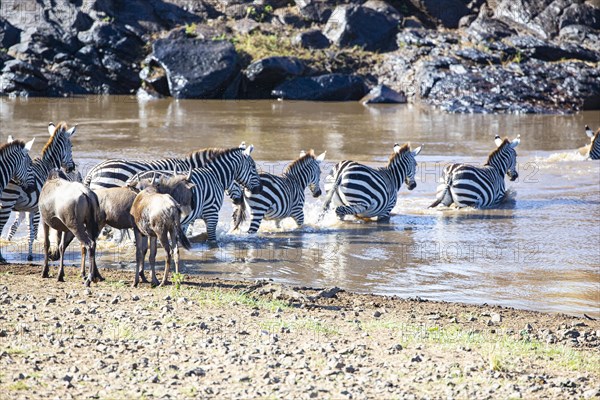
38, 170, 104, 286
129, 175, 192, 287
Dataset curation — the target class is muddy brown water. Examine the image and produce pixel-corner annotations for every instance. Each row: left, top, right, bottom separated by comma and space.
0, 97, 598, 317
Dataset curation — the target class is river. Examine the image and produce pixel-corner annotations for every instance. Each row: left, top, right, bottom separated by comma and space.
1, 96, 599, 317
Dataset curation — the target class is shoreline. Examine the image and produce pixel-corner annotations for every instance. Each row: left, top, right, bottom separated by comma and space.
1, 264, 598, 399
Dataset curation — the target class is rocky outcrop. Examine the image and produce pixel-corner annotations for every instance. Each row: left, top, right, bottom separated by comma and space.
0, 0, 598, 113
361, 84, 407, 104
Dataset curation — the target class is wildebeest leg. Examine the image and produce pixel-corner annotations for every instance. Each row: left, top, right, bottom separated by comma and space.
159, 231, 172, 287
80, 245, 87, 280
84, 242, 98, 287
149, 237, 159, 287
132, 229, 143, 287
42, 222, 51, 278
57, 232, 67, 282
138, 237, 149, 283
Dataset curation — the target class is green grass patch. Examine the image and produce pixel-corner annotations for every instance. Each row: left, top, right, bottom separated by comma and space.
7, 381, 30, 391
171, 285, 290, 312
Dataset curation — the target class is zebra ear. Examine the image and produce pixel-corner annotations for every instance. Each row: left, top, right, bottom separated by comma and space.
510, 134, 521, 148
585, 125, 595, 139
239, 141, 246, 150
24, 138, 35, 152
316, 151, 326, 163
48, 123, 55, 136
393, 143, 401, 153
412, 146, 422, 157
494, 135, 503, 147
7, 135, 14, 143
243, 145, 254, 156
66, 125, 77, 137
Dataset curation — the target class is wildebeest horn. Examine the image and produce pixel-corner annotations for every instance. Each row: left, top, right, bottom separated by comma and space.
151, 172, 157, 185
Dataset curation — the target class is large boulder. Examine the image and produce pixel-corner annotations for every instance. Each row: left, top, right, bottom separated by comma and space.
324, 4, 401, 51
295, 0, 336, 23
406, 0, 472, 28
245, 56, 307, 98
0, 19, 20, 49
293, 29, 330, 49
272, 74, 367, 101
148, 38, 240, 99
361, 84, 407, 104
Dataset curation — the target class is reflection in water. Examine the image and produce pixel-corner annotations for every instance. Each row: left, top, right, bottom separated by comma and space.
0, 97, 598, 317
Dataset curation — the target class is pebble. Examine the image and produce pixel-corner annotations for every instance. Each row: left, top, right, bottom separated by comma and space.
131, 295, 140, 301
373, 311, 382, 318
491, 313, 502, 323
45, 297, 56, 306
411, 355, 422, 362
111, 297, 119, 305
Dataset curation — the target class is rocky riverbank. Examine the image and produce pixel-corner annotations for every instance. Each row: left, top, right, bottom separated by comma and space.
0, 0, 599, 113
0, 264, 599, 399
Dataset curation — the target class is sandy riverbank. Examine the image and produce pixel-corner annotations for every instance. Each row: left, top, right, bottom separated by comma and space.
0, 264, 598, 399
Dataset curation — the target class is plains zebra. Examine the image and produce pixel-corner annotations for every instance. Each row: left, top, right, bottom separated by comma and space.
128, 146, 262, 241
0, 123, 76, 262
232, 150, 326, 233
0, 137, 35, 194
84, 142, 248, 191
429, 135, 520, 209
320, 144, 421, 221
585, 125, 599, 160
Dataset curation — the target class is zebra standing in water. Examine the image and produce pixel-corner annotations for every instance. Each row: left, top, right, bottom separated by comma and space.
232, 149, 326, 233
429, 135, 520, 209
584, 125, 599, 160
0, 123, 77, 261
127, 146, 263, 241
320, 144, 421, 221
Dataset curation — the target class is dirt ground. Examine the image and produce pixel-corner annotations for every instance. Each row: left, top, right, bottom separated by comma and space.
0, 264, 598, 399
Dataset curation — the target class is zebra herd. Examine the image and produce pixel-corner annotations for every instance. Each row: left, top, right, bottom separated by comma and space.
0, 122, 598, 285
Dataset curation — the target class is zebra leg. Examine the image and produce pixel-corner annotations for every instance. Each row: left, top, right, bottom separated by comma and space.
291, 208, 305, 228
26, 211, 40, 262
335, 202, 369, 220
41, 222, 51, 278
247, 210, 266, 234
7, 211, 26, 241
0, 207, 14, 262
149, 237, 160, 287
202, 213, 219, 242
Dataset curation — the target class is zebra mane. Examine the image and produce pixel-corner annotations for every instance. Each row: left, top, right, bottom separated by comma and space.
0, 140, 26, 154
42, 121, 69, 155
285, 151, 315, 174
188, 146, 242, 159
485, 139, 511, 166
387, 144, 410, 166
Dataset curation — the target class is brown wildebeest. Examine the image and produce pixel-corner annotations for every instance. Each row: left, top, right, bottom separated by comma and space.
38, 170, 104, 286
130, 176, 192, 287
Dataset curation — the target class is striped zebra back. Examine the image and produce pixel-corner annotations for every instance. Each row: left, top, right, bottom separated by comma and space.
0, 140, 34, 193
585, 126, 600, 160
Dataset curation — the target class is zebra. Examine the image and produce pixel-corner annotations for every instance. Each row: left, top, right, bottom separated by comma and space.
0, 123, 77, 262
0, 137, 35, 195
231, 149, 326, 233
429, 135, 520, 209
584, 125, 599, 160
127, 146, 263, 241
320, 143, 422, 221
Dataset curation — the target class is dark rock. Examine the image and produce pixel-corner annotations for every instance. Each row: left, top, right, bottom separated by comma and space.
293, 29, 330, 49
295, 0, 335, 23
396, 29, 436, 47
455, 48, 501, 64
149, 38, 240, 99
506, 35, 600, 62
273, 9, 306, 28
466, 17, 517, 42
361, 84, 407, 104
272, 73, 367, 101
324, 4, 400, 51
139, 62, 170, 97
245, 56, 306, 98
407, 0, 472, 28
0, 19, 21, 49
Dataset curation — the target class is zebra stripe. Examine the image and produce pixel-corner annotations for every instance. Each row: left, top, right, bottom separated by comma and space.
321, 144, 421, 220
232, 150, 326, 233
0, 123, 77, 261
430, 135, 520, 209
84, 143, 248, 190
0, 139, 35, 195
585, 125, 599, 160
129, 146, 262, 241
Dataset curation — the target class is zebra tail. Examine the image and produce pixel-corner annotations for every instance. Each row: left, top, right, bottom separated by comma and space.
429, 175, 452, 208
231, 196, 248, 232
318, 172, 342, 222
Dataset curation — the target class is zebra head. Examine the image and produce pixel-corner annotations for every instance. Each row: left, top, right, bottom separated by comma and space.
6, 137, 36, 190
47, 122, 76, 173
392, 143, 421, 190
493, 135, 520, 181
236, 145, 263, 195
293, 150, 326, 197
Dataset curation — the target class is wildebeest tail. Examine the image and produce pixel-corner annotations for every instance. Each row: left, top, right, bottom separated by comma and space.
231, 196, 247, 231
85, 191, 103, 240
